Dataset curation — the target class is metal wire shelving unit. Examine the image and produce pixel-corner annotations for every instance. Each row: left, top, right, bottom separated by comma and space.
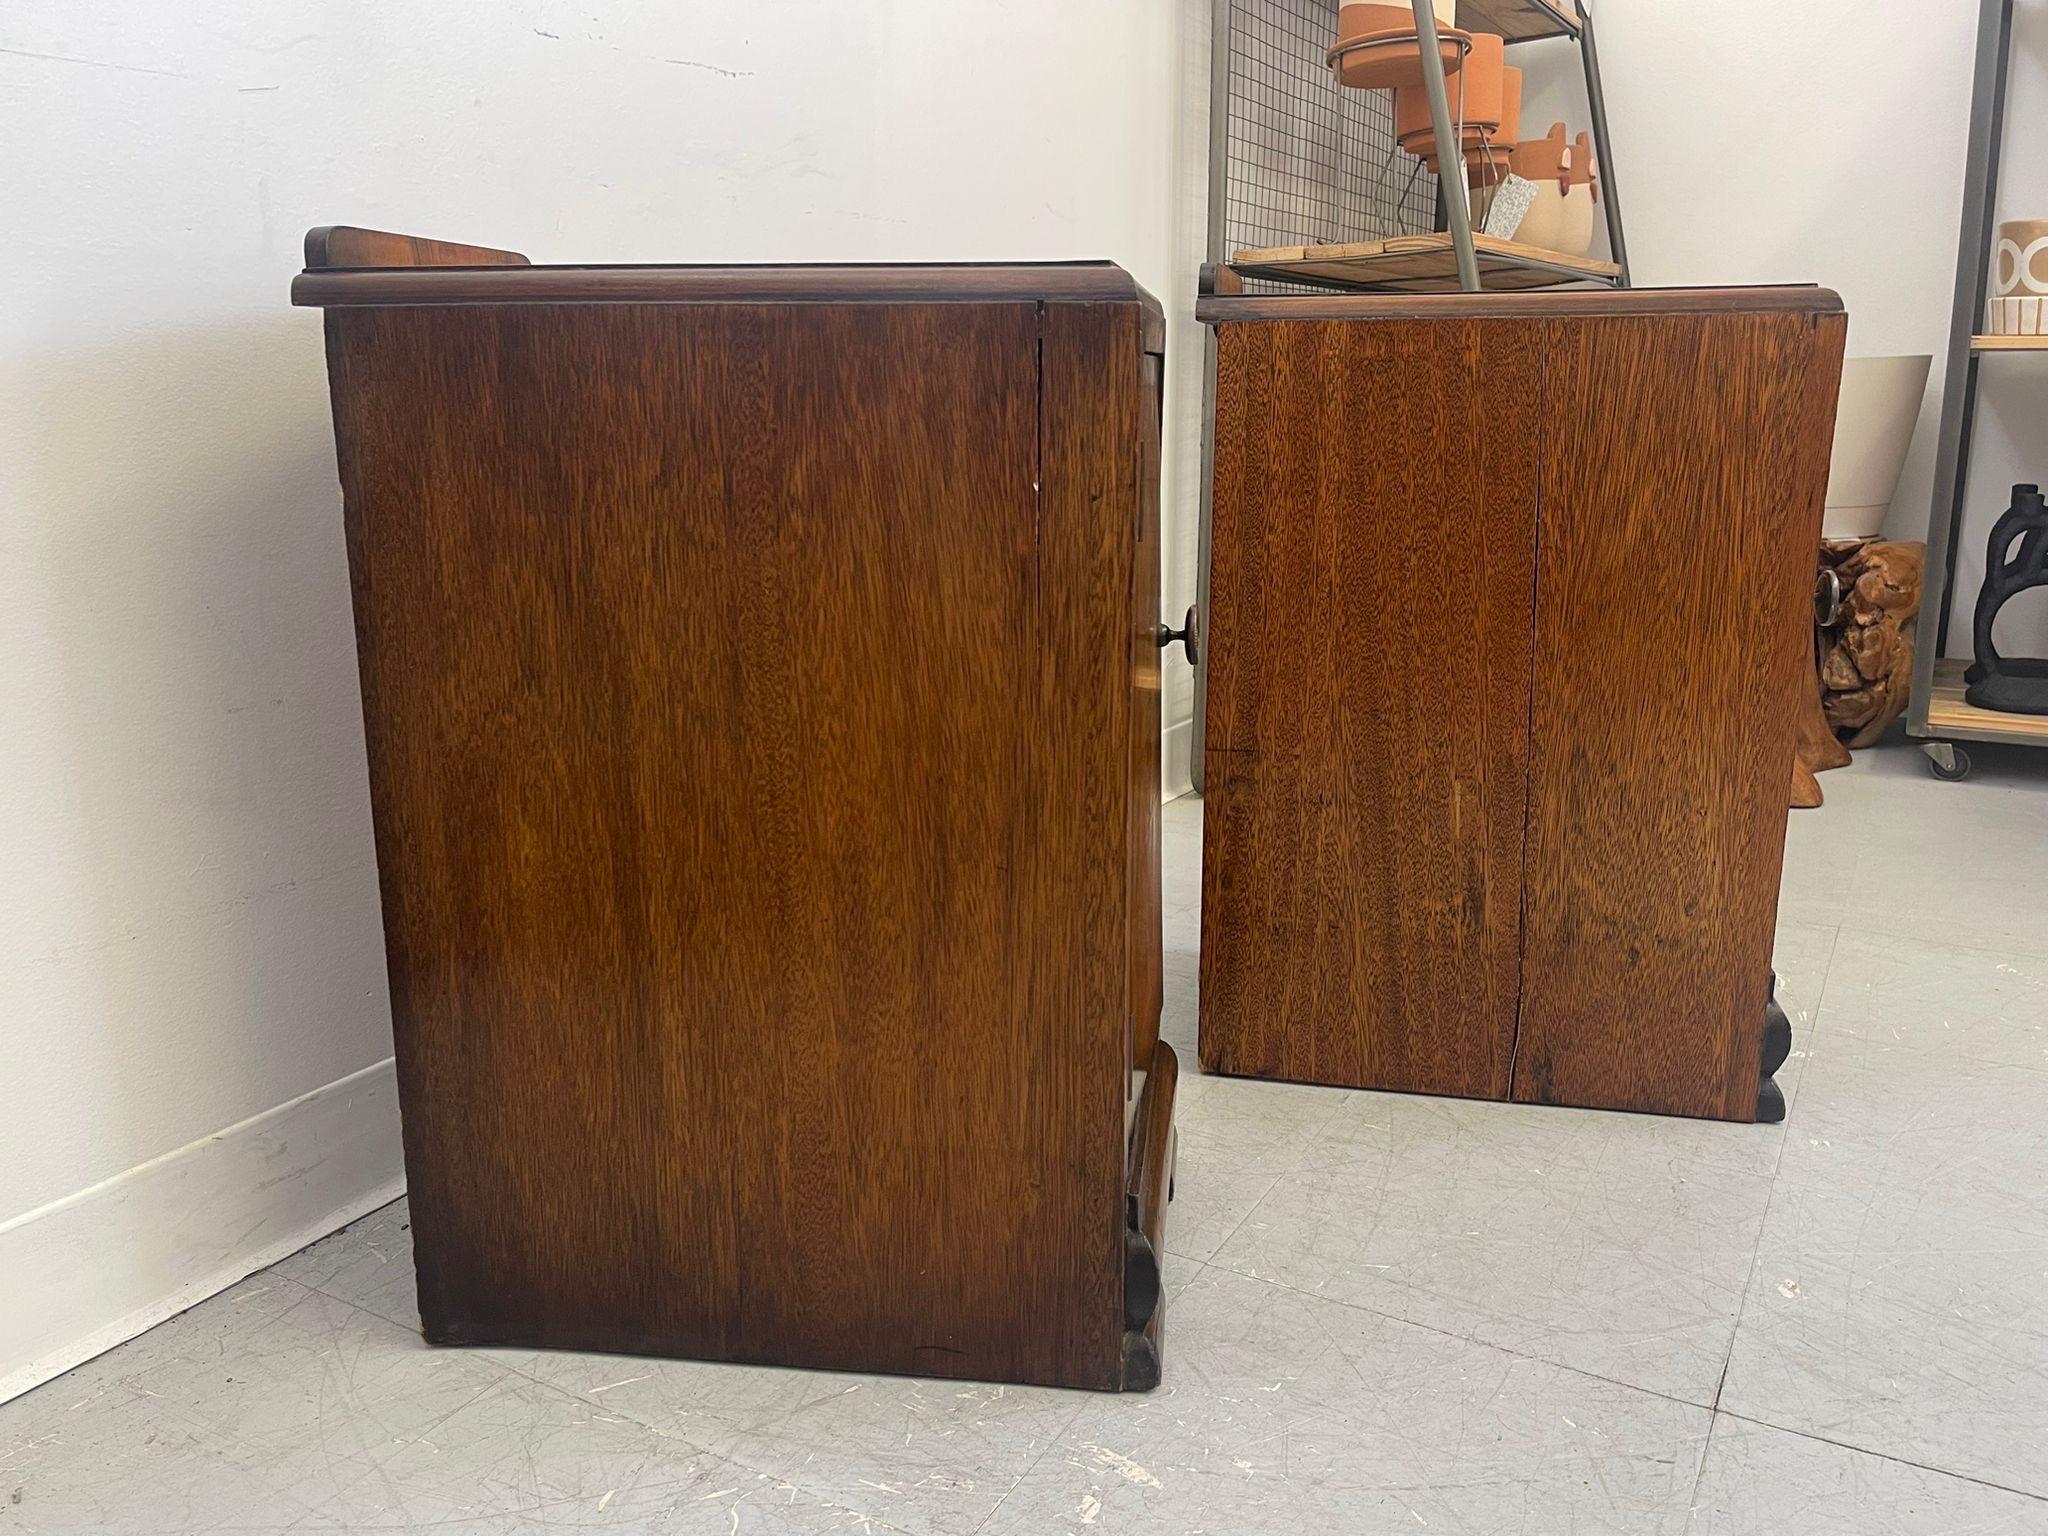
1909, 0, 2048, 781
1208, 0, 1630, 296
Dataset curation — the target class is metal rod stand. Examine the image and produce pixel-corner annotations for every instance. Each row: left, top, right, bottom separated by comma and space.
1410, 0, 1482, 292
1575, 1, 1630, 285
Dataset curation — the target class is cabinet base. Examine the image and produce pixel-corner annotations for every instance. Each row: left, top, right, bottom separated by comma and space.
1121, 1041, 1179, 1392
1757, 971, 1792, 1124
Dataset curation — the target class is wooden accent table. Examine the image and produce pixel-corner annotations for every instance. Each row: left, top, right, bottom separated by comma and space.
297, 228, 1179, 1390
1195, 286, 1845, 1123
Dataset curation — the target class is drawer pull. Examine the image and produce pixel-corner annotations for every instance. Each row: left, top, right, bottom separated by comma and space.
1157, 606, 1201, 667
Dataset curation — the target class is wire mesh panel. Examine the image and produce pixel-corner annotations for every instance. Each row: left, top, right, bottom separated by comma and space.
1223, 0, 1438, 268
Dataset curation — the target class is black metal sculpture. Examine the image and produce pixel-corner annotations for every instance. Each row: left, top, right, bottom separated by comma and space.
1964, 483, 2048, 716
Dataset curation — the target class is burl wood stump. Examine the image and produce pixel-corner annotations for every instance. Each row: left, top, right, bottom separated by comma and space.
1792, 539, 1925, 807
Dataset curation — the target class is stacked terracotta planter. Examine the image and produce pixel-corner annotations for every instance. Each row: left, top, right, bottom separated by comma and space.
1326, 1, 1469, 91
1327, 4, 1603, 260
1391, 35, 1520, 183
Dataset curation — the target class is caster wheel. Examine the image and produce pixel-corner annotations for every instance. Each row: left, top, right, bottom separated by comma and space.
1925, 743, 1972, 782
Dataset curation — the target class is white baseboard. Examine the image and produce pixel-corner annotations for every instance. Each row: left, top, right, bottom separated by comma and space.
1162, 717, 1195, 803
0, 1058, 405, 1406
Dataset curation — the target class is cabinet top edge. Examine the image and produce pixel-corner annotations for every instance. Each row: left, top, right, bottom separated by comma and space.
293, 261, 1163, 318
1196, 286, 1846, 326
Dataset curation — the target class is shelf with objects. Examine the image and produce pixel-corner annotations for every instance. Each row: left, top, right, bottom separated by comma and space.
1209, 0, 1629, 297
1911, 0, 2048, 780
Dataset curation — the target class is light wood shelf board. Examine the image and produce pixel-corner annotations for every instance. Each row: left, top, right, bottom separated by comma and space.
1925, 658, 2048, 742
1231, 232, 1620, 294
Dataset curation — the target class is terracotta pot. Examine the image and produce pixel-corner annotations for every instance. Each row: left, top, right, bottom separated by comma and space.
1496, 68, 1523, 148
1330, 1, 1468, 91
1410, 128, 1493, 170
1567, 130, 1598, 189
1464, 144, 1516, 187
1338, 0, 1455, 33
1329, 26, 1469, 90
1393, 33, 1506, 142
1417, 140, 1510, 183
1411, 69, 1518, 178
1510, 122, 1570, 185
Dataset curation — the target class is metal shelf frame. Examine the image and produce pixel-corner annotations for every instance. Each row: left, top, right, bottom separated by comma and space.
1209, 0, 1630, 299
1409, 0, 1628, 292
1908, 0, 2048, 773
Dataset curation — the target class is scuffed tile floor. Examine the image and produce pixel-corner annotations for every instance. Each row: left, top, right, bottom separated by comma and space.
6, 741, 2048, 1533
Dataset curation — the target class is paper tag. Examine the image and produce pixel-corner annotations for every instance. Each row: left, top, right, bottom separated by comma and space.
1481, 174, 1539, 240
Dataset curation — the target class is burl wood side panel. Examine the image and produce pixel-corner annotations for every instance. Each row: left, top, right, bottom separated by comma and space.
1511, 312, 1847, 1120
325, 301, 1129, 1387
1199, 319, 1540, 1099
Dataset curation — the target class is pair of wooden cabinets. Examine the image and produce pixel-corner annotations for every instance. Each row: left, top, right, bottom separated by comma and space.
302, 231, 1842, 1399
298, 230, 1177, 1393
1197, 287, 1846, 1123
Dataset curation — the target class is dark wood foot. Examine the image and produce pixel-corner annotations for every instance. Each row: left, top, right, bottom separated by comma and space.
1120, 1328, 1161, 1393
1763, 1000, 1792, 1078
1756, 1076, 1787, 1124
1120, 1042, 1177, 1391
1757, 971, 1791, 1123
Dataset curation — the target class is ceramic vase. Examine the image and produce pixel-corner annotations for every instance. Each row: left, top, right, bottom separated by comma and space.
1498, 123, 1598, 255
1990, 219, 2048, 337
1509, 122, 1570, 185
1823, 356, 1933, 540
1515, 182, 1596, 256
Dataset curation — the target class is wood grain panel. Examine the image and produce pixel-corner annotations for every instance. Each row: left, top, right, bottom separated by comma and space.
1130, 351, 1165, 1071
325, 299, 1133, 1386
1197, 287, 1843, 326
1511, 311, 1847, 1120
295, 262, 1164, 314
1199, 318, 1540, 1098
1032, 297, 1148, 1386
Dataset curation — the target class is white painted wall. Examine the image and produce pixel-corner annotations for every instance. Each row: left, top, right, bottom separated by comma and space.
1512, 0, 2048, 654
1164, 0, 1215, 798
1, 0, 1191, 1400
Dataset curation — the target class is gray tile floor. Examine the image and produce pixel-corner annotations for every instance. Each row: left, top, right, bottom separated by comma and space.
7, 740, 2048, 1533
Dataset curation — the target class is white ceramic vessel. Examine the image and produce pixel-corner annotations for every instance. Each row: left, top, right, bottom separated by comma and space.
1512, 180, 1596, 257
1823, 354, 1932, 540
1990, 219, 2048, 336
